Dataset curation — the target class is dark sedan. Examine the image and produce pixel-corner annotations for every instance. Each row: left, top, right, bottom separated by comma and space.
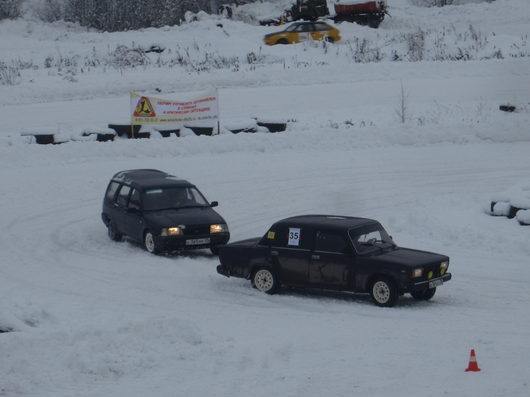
217, 215, 451, 307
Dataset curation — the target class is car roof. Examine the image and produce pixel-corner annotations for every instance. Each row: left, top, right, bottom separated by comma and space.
111, 169, 193, 190
272, 215, 379, 231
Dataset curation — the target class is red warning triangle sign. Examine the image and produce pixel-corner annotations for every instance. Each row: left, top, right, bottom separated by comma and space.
133, 96, 156, 117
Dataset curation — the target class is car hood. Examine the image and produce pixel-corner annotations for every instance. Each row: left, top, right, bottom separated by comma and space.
368, 247, 448, 268
143, 207, 225, 227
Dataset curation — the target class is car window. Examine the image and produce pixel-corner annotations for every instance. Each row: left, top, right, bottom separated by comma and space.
313, 23, 331, 31
315, 230, 350, 253
105, 181, 120, 202
142, 186, 209, 211
349, 224, 394, 254
128, 188, 141, 210
269, 226, 312, 250
116, 185, 131, 208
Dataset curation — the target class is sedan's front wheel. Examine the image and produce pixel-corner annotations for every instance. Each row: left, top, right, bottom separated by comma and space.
252, 268, 278, 294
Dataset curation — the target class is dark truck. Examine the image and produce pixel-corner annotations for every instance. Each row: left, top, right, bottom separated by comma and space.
217, 215, 451, 307
289, 0, 388, 28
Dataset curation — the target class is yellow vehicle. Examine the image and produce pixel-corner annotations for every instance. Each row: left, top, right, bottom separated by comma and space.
263, 21, 341, 45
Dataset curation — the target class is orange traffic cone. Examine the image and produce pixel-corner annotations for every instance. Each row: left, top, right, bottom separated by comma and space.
465, 349, 481, 372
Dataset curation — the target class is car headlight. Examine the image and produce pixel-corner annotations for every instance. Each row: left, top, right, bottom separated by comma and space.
412, 268, 423, 278
440, 261, 449, 275
210, 224, 228, 233
160, 227, 183, 236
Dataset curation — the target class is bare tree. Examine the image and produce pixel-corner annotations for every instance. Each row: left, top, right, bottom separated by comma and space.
395, 81, 408, 124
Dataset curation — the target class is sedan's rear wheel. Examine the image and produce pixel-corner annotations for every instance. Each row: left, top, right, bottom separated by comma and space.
370, 277, 398, 307
252, 268, 278, 294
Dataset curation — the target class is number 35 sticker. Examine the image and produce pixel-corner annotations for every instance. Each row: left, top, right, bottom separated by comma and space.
288, 227, 301, 246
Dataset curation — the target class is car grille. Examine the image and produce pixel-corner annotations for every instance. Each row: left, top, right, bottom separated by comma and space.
184, 225, 210, 236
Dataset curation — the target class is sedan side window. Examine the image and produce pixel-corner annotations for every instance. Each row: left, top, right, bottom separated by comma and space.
315, 230, 350, 254
116, 185, 131, 208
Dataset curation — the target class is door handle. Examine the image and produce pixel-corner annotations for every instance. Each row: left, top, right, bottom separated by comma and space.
311, 255, 320, 260
271, 250, 279, 256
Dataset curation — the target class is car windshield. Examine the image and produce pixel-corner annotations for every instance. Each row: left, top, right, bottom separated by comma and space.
284, 24, 300, 32
349, 224, 395, 254
142, 186, 209, 211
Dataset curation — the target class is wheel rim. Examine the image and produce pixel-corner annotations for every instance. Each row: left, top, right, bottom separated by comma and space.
145, 232, 155, 252
254, 269, 274, 292
373, 281, 390, 303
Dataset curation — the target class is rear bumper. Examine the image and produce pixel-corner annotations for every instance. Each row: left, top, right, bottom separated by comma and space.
217, 265, 230, 277
409, 273, 452, 292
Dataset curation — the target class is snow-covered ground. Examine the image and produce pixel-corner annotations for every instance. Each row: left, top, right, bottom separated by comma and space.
1, 0, 530, 396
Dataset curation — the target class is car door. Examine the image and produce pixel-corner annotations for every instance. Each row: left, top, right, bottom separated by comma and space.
122, 188, 145, 242
269, 225, 313, 285
295, 23, 313, 43
311, 22, 326, 41
308, 230, 354, 289
114, 184, 132, 237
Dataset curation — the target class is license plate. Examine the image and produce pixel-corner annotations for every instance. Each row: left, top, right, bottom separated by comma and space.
186, 238, 210, 246
429, 279, 443, 289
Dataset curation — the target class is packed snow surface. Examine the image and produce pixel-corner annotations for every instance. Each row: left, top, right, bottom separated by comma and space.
1, 0, 530, 396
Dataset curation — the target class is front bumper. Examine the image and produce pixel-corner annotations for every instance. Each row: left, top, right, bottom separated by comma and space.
409, 273, 452, 292
158, 233, 229, 251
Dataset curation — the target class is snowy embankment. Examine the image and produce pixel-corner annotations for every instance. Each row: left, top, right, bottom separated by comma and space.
1, 0, 530, 396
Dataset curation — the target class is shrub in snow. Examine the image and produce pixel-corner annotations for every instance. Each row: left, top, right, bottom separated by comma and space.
0, 62, 21, 85
0, 0, 22, 20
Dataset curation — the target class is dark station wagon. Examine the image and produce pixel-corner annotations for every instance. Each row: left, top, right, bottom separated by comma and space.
217, 215, 451, 307
101, 169, 230, 254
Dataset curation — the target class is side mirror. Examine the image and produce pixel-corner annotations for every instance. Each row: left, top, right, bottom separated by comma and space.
210, 201, 218, 207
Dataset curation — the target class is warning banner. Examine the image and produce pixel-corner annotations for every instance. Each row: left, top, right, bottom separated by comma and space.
130, 89, 219, 125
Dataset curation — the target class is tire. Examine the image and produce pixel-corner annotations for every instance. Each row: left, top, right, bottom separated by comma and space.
276, 38, 289, 45
411, 287, 436, 301
144, 230, 160, 254
370, 277, 399, 307
210, 246, 220, 255
107, 221, 122, 242
252, 268, 279, 294
325, 36, 334, 43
